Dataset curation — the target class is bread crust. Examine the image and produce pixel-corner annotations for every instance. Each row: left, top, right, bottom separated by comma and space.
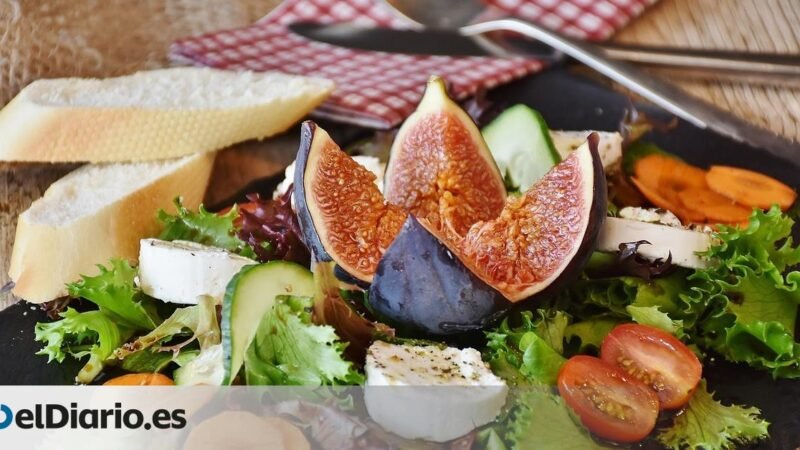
9, 152, 216, 303
0, 70, 333, 162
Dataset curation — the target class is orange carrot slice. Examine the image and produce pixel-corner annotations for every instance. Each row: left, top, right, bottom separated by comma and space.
633, 154, 707, 192
706, 166, 797, 211
631, 177, 705, 224
104, 373, 174, 386
677, 187, 753, 224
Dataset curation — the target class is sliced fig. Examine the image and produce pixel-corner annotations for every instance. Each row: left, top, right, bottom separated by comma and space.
369, 216, 506, 335
384, 76, 507, 241
441, 133, 607, 302
294, 122, 407, 283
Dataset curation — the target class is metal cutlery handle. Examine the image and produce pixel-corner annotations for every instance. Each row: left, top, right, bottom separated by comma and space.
460, 19, 798, 162
600, 43, 800, 77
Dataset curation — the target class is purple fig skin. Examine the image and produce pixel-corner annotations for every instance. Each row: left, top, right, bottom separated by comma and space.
520, 132, 608, 302
369, 216, 507, 335
293, 121, 335, 264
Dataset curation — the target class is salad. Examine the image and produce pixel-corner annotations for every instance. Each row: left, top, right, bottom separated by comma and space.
32, 76, 799, 449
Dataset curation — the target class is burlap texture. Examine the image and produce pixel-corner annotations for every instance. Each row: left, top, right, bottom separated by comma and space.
0, 0, 282, 106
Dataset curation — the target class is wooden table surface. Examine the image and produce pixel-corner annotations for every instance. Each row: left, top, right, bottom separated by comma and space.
1, 0, 799, 310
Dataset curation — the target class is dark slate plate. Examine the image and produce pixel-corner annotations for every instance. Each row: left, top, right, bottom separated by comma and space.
1, 67, 798, 448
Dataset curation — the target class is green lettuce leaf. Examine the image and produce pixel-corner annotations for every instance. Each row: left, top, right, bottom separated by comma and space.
245, 295, 363, 386
158, 197, 256, 258
507, 388, 609, 450
485, 310, 568, 386
549, 270, 695, 324
626, 305, 684, 336
35, 308, 130, 383
119, 348, 198, 373
115, 295, 220, 359
657, 380, 769, 450
563, 317, 620, 353
685, 207, 800, 377
476, 428, 508, 450
705, 207, 800, 273
66, 259, 159, 330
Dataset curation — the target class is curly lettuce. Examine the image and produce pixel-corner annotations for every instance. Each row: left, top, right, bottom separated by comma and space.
686, 207, 800, 377
66, 259, 159, 330
237, 191, 310, 265
245, 295, 363, 386
35, 308, 129, 383
114, 295, 219, 359
39, 258, 161, 383
657, 380, 769, 450
158, 197, 256, 258
507, 388, 607, 450
484, 310, 568, 386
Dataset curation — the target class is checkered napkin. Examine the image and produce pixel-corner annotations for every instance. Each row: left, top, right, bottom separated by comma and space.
171, 0, 657, 129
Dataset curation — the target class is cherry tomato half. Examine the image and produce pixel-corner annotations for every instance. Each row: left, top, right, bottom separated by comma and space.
601, 323, 702, 410
557, 355, 659, 443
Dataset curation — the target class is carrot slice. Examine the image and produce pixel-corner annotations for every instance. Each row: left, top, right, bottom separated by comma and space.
706, 166, 797, 210
104, 373, 174, 386
677, 187, 753, 224
630, 177, 705, 224
633, 154, 707, 192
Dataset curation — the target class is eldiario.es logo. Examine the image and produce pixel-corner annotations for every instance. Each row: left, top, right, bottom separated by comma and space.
0, 403, 185, 430
0, 404, 12, 429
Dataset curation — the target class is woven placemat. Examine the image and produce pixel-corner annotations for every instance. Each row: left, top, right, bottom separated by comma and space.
613, 0, 800, 144
0, 0, 282, 106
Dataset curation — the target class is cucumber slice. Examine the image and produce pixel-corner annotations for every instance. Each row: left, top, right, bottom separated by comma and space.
482, 104, 561, 192
221, 261, 315, 385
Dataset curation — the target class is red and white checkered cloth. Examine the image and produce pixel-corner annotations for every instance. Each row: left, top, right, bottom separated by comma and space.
171, 0, 656, 129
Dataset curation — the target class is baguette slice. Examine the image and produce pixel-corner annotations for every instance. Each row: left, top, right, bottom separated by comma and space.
9, 152, 215, 303
0, 68, 334, 162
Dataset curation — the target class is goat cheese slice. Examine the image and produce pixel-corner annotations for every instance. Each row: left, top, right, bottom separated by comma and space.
550, 130, 623, 170
138, 238, 256, 305
598, 217, 714, 269
364, 341, 507, 442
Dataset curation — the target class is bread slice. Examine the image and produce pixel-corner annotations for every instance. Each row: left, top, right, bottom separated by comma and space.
8, 152, 215, 303
0, 68, 334, 162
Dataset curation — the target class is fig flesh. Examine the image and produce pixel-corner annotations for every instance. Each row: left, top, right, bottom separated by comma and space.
369, 216, 506, 335
384, 76, 506, 241
440, 133, 607, 302
293, 121, 407, 283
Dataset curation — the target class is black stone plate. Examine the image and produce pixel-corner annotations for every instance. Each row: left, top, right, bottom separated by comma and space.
1, 67, 798, 448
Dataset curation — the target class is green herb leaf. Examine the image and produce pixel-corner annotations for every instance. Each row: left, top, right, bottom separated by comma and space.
657, 380, 769, 450
35, 308, 130, 383
66, 259, 159, 330
158, 197, 256, 258
245, 295, 363, 386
